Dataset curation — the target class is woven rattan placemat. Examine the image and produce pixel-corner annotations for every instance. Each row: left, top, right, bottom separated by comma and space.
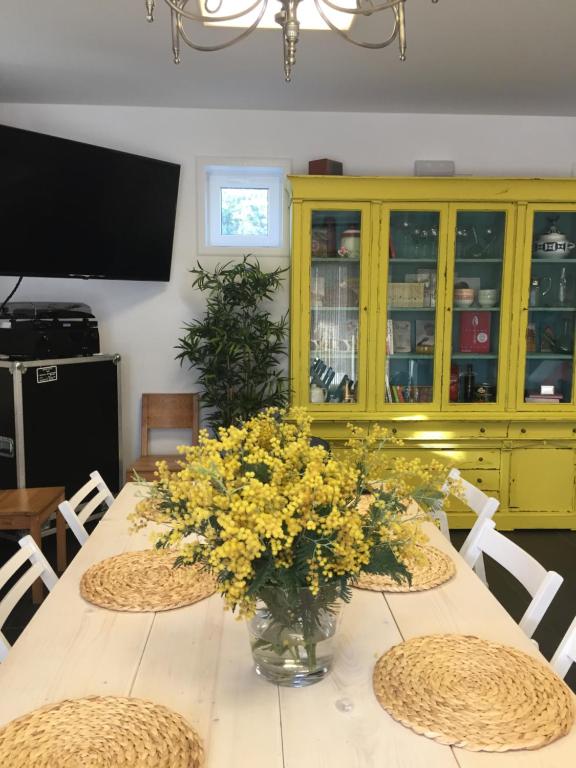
80, 549, 217, 612
355, 545, 455, 592
0, 696, 203, 768
373, 634, 575, 752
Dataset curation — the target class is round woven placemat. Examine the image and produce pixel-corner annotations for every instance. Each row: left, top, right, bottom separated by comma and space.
355, 545, 455, 592
80, 549, 217, 612
373, 634, 575, 752
0, 696, 203, 768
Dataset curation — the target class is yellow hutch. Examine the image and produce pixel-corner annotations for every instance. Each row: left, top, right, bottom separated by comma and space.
289, 176, 576, 530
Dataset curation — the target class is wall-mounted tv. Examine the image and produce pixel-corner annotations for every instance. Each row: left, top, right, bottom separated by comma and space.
0, 125, 181, 282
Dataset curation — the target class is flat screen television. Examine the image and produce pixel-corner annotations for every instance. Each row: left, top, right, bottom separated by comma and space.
0, 125, 181, 281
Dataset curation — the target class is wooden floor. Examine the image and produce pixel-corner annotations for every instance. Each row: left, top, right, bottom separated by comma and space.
1, 525, 575, 692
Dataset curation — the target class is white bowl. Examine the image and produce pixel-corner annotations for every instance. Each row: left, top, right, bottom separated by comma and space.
454, 297, 475, 308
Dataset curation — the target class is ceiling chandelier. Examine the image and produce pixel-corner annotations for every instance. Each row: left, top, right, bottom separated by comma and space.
145, 1, 438, 82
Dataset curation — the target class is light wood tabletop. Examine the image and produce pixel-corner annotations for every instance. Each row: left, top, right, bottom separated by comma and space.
0, 483, 574, 767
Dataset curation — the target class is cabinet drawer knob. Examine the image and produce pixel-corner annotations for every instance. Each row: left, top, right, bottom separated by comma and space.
478, 457, 484, 462
479, 427, 486, 434
477, 478, 482, 484
391, 428, 397, 434
573, 428, 576, 434
521, 428, 527, 434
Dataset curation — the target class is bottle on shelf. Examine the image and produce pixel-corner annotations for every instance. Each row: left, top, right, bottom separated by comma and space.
463, 364, 475, 403
557, 318, 574, 354
558, 267, 568, 307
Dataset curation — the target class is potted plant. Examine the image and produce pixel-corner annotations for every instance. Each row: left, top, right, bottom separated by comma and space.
176, 256, 289, 431
134, 408, 450, 687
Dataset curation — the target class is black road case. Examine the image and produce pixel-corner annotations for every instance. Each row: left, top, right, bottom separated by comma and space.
0, 354, 122, 495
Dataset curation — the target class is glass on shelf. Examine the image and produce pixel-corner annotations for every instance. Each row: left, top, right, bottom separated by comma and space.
450, 210, 506, 403
386, 210, 440, 404
310, 209, 361, 404
523, 211, 576, 404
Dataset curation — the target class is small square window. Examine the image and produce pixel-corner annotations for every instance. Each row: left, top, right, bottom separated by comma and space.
197, 159, 290, 255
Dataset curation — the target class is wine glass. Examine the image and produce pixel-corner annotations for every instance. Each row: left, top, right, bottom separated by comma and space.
394, 215, 413, 258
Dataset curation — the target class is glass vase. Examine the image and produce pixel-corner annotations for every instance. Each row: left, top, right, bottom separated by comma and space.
247, 584, 343, 687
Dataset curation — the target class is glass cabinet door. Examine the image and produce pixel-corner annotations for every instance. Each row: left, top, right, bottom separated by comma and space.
447, 209, 509, 407
520, 210, 576, 407
384, 210, 442, 405
309, 208, 364, 406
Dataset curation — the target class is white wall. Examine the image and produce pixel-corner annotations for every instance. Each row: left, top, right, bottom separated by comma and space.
1, 103, 576, 469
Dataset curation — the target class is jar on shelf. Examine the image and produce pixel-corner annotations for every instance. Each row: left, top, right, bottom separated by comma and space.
339, 228, 360, 259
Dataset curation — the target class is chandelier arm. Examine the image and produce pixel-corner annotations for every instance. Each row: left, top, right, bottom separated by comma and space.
313, 0, 399, 49
160, 0, 266, 25
395, 2, 406, 60
171, 7, 181, 63
318, 0, 404, 15
176, 0, 267, 52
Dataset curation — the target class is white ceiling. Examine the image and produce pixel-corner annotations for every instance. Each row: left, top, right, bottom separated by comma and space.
1, 1, 575, 115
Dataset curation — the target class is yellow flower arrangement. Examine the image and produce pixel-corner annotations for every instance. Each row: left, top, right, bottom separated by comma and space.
133, 408, 450, 619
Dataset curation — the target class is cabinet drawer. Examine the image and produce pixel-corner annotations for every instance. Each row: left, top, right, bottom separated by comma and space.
439, 448, 501, 470
388, 422, 506, 440
459, 469, 500, 491
370, 447, 501, 471
508, 422, 576, 440
445, 490, 500, 514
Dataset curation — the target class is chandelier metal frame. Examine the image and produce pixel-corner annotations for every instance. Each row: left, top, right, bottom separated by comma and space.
145, 0, 438, 82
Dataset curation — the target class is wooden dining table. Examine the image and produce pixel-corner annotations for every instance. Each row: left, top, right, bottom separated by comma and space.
0, 482, 574, 767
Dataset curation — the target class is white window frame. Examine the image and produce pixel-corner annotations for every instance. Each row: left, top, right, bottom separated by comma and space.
197, 157, 291, 256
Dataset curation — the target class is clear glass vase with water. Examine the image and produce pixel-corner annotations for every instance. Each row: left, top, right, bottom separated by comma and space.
247, 584, 343, 687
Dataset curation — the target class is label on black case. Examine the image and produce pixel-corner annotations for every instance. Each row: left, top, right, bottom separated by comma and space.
36, 366, 58, 384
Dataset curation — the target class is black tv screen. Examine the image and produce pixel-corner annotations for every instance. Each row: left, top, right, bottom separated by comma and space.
0, 125, 180, 281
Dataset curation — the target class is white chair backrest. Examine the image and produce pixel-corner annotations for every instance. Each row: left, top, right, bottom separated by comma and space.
551, 615, 576, 680
460, 517, 563, 638
445, 468, 500, 519
58, 470, 114, 546
446, 468, 500, 584
0, 535, 58, 661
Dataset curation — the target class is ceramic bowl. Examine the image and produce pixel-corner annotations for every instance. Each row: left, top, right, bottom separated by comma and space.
478, 288, 499, 307
454, 288, 475, 307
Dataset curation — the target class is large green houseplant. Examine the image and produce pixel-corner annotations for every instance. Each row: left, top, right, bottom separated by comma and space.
177, 256, 289, 430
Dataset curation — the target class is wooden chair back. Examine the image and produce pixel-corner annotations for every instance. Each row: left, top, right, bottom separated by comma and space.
0, 535, 58, 661
460, 517, 563, 638
140, 393, 200, 456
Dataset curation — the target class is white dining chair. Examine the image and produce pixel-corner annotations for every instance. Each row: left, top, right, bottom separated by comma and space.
460, 517, 563, 638
439, 468, 499, 584
551, 615, 576, 680
57, 470, 114, 546
0, 534, 58, 661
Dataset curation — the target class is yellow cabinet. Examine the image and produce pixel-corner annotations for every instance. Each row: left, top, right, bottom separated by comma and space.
510, 448, 575, 519
289, 176, 576, 530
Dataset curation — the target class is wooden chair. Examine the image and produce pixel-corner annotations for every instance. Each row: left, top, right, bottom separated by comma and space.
460, 517, 563, 638
0, 534, 58, 661
125, 393, 200, 482
551, 614, 576, 679
57, 471, 114, 546
0, 486, 65, 602
443, 468, 500, 584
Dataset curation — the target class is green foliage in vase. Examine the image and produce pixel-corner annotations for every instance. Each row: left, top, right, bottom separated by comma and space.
176, 256, 289, 431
